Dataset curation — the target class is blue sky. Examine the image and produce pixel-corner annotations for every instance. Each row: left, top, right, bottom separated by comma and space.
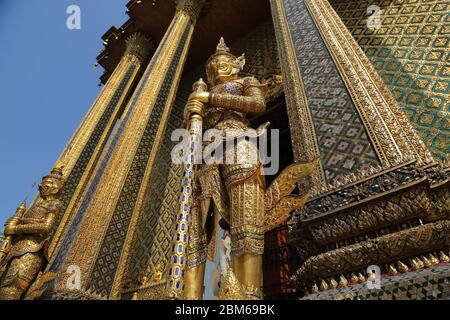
0, 0, 128, 223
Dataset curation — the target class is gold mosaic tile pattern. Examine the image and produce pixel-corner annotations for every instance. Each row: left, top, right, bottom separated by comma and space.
330, 0, 449, 160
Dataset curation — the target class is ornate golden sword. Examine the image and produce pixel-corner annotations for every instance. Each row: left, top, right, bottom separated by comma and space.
167, 79, 207, 299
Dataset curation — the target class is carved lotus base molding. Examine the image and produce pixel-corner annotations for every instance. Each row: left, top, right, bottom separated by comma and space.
302, 263, 450, 300
126, 280, 168, 300
289, 161, 449, 283
296, 161, 448, 224
292, 220, 450, 290
50, 289, 108, 300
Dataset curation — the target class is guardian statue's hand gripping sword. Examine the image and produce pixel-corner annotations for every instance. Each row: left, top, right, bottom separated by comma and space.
167, 79, 207, 299
0, 202, 26, 275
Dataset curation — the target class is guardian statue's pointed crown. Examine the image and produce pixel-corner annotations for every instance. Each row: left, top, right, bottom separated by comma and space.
206, 37, 245, 85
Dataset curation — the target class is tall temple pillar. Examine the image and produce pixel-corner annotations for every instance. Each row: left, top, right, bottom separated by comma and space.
48, 0, 207, 299
48, 33, 154, 257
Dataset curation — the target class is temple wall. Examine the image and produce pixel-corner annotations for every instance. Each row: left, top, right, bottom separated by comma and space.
330, 0, 449, 160
270, 0, 449, 300
281, 0, 382, 183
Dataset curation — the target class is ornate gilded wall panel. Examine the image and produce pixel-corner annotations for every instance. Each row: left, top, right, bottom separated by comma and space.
271, 1, 445, 295
230, 20, 281, 79
284, 0, 380, 182
330, 0, 449, 160
271, 0, 326, 189
276, 0, 382, 183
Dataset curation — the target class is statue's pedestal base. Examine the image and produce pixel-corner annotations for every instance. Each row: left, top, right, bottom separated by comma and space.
301, 264, 450, 300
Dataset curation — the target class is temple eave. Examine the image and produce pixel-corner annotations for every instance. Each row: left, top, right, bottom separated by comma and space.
97, 0, 272, 83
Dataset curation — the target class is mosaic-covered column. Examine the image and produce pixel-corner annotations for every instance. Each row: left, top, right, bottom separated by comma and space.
51, 0, 207, 299
48, 33, 154, 257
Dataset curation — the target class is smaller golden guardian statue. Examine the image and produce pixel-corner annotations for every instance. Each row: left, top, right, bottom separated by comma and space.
0, 167, 64, 300
182, 38, 318, 300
